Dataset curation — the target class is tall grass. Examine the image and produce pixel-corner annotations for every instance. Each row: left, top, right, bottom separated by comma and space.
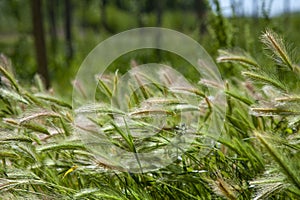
0, 30, 300, 199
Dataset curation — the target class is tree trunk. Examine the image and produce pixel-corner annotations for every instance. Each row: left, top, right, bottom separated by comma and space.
100, 0, 113, 33
47, 0, 58, 53
135, 0, 144, 27
156, 0, 163, 27
284, 0, 290, 23
284, 0, 290, 13
155, 0, 164, 60
64, 0, 73, 62
31, 0, 50, 89
253, 0, 258, 20
195, 0, 208, 34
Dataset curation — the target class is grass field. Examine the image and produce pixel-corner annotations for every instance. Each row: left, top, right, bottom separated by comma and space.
1, 1, 300, 199
1, 28, 300, 199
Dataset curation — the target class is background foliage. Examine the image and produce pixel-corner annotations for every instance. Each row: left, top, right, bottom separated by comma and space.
0, 0, 300, 199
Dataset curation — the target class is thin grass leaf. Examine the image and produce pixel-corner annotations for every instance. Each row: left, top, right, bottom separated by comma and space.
129, 109, 173, 116
225, 90, 254, 106
217, 49, 260, 69
35, 93, 72, 109
129, 83, 141, 106
138, 72, 165, 93
198, 59, 223, 83
250, 107, 300, 116
33, 74, 45, 93
212, 178, 237, 200
123, 118, 143, 173
72, 79, 87, 99
199, 78, 224, 89
242, 71, 287, 92
37, 142, 86, 152
169, 86, 205, 97
62, 165, 78, 179
0, 151, 20, 159
110, 120, 132, 151
0, 65, 21, 92
227, 115, 252, 133
18, 111, 60, 124
134, 73, 150, 99
143, 97, 180, 105
75, 103, 125, 115
112, 70, 119, 94
23, 90, 43, 106
0, 136, 33, 143
93, 193, 127, 200
254, 131, 300, 190
112, 70, 120, 108
97, 77, 112, 98
261, 30, 294, 71
0, 179, 48, 190
156, 180, 199, 199
253, 182, 284, 200
73, 188, 99, 198
234, 138, 263, 169
275, 96, 300, 103
3, 118, 50, 135
60, 118, 71, 136
286, 187, 300, 197
16, 143, 38, 162
0, 88, 29, 104
22, 122, 50, 135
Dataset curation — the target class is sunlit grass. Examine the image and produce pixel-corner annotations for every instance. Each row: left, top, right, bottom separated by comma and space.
1, 30, 300, 199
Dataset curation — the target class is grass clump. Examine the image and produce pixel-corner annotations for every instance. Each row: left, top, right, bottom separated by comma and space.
0, 30, 300, 199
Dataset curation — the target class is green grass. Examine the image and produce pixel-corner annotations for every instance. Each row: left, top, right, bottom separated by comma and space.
1, 30, 300, 199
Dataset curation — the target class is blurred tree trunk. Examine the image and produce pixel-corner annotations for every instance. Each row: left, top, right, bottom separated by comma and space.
155, 0, 164, 60
284, 0, 290, 13
64, 0, 73, 63
238, 0, 244, 16
31, 0, 50, 89
195, 0, 208, 34
253, 0, 258, 21
100, 0, 113, 33
284, 0, 290, 23
134, 0, 144, 27
100, 0, 108, 30
47, 0, 58, 53
156, 0, 163, 27
80, 0, 88, 28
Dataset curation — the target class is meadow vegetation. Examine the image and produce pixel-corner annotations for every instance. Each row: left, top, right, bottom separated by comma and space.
0, 0, 300, 199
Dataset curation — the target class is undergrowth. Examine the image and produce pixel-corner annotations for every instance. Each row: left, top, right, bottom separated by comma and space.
0, 30, 299, 199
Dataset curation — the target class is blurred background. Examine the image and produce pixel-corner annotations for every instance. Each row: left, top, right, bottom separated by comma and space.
0, 0, 299, 99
